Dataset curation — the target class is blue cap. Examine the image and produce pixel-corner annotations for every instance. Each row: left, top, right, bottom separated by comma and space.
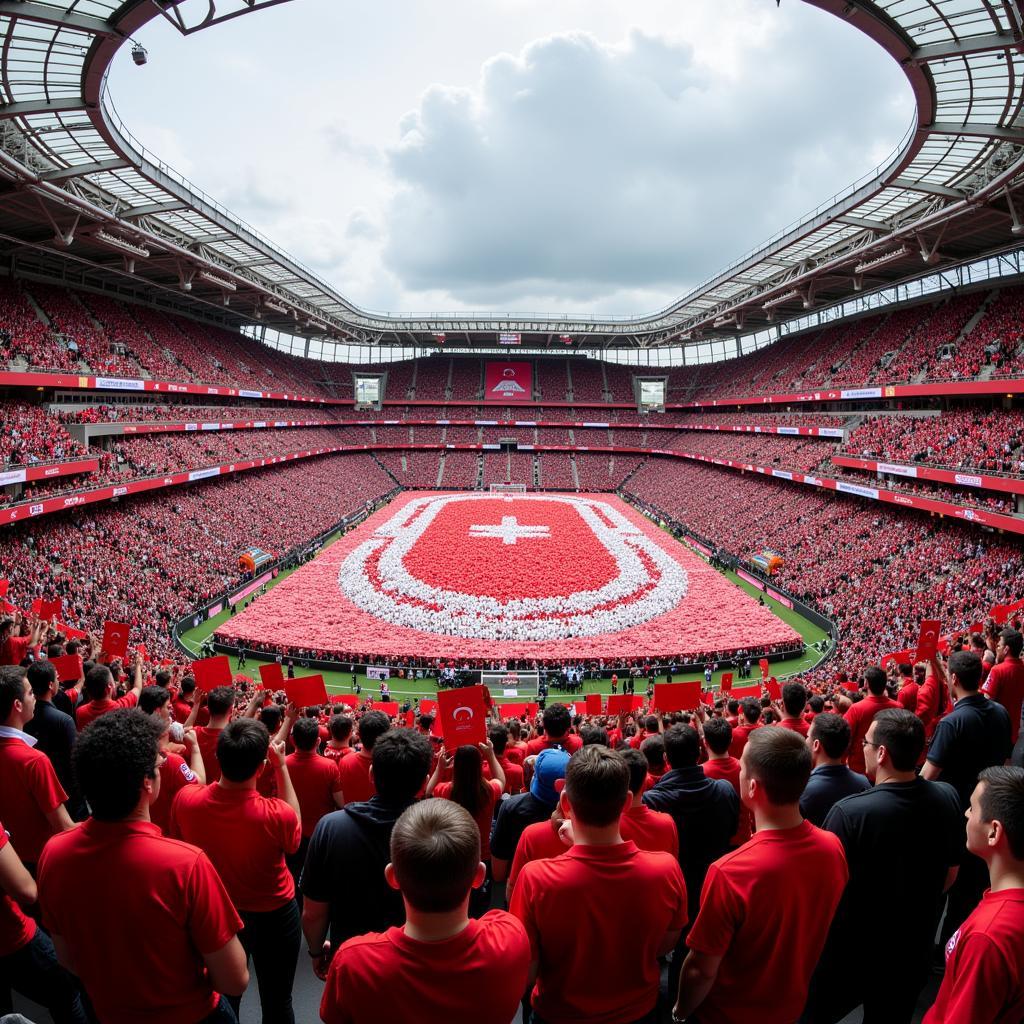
531, 747, 571, 805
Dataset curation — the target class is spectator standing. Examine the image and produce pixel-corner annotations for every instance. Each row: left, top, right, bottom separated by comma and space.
511, 746, 687, 1024
487, 723, 524, 794
804, 710, 963, 1022
334, 709, 389, 804
526, 704, 583, 755
843, 666, 899, 775
24, 660, 78, 812
320, 800, 530, 1024
37, 710, 248, 1024
301, 730, 432, 979
170, 718, 302, 1023
982, 628, 1024, 745
193, 686, 235, 784
700, 716, 753, 848
673, 728, 848, 1024
778, 682, 810, 736
799, 713, 870, 827
74, 656, 144, 732
923, 766, 1024, 1024
727, 698, 762, 757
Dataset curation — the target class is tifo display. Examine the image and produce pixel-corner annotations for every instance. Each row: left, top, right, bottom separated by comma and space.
214, 492, 800, 662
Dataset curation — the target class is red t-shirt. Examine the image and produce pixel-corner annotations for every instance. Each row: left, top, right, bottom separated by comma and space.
194, 725, 224, 784
526, 734, 583, 757
702, 756, 753, 847
508, 819, 568, 894
484, 755, 524, 795
75, 691, 138, 732
169, 784, 301, 912
150, 752, 200, 834
37, 819, 241, 1024
0, 634, 31, 667
728, 722, 761, 758
0, 823, 35, 957
777, 717, 810, 737
321, 911, 531, 1024
923, 888, 1024, 1024
336, 750, 375, 804
286, 750, 343, 839
433, 779, 502, 861
844, 694, 900, 774
983, 656, 1024, 744
0, 736, 67, 863
686, 821, 848, 1024
620, 805, 678, 858
323, 744, 354, 763
506, 742, 528, 765
511, 841, 687, 1024
897, 681, 920, 713
916, 673, 948, 739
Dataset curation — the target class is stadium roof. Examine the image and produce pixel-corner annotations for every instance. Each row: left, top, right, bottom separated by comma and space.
0, 0, 1022, 351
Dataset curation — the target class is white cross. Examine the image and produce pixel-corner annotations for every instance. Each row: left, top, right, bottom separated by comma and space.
469, 516, 551, 545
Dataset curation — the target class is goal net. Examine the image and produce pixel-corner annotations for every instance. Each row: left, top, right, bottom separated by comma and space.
489, 483, 527, 493
481, 669, 540, 694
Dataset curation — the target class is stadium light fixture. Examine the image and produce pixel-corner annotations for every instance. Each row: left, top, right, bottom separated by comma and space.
265, 299, 288, 314
762, 288, 802, 310
199, 270, 237, 291
853, 246, 909, 274
130, 42, 148, 66
94, 229, 150, 258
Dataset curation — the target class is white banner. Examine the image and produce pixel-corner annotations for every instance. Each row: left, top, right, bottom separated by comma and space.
96, 377, 144, 391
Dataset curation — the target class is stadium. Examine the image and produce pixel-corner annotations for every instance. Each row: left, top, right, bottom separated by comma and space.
1, 1, 1024, 1022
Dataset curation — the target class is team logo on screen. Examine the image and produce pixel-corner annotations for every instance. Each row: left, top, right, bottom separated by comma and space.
337, 494, 687, 641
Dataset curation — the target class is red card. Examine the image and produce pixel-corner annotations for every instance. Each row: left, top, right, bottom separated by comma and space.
49, 654, 83, 683
191, 655, 232, 691
499, 702, 530, 720
968, 622, 985, 634
527, 703, 539, 718
584, 693, 603, 715
437, 686, 488, 747
258, 663, 285, 688
990, 604, 1010, 625
55, 621, 88, 640
102, 621, 130, 660
730, 685, 761, 702
419, 699, 437, 717
328, 693, 361, 706
880, 649, 912, 669
916, 620, 942, 661
701, 690, 715, 706
842, 680, 861, 692
607, 694, 645, 714
720, 672, 733, 692
284, 674, 329, 708
653, 682, 702, 712
137, 643, 149, 663
370, 700, 400, 716
0, 579, 8, 598
401, 710, 415, 727
766, 678, 782, 701
0, 599, 15, 615
759, 658, 770, 679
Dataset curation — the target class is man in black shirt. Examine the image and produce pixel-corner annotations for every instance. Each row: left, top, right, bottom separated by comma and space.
300, 729, 431, 980
23, 660, 79, 815
491, 747, 569, 883
803, 709, 962, 1023
922, 649, 1011, 944
799, 713, 870, 827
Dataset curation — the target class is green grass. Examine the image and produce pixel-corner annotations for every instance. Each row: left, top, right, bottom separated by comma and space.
178, 508, 830, 698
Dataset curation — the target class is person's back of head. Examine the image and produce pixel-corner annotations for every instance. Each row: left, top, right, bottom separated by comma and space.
726, 699, 739, 717
259, 704, 283, 733
357, 710, 391, 751
808, 695, 825, 714
897, 662, 913, 680
863, 666, 887, 696
388, 800, 482, 913
580, 724, 609, 747
216, 718, 270, 782
371, 730, 432, 804
74, 709, 160, 821
782, 682, 807, 717
643, 715, 659, 734
871, 708, 924, 772
972, 766, 1024, 864
640, 734, 665, 771
740, 698, 761, 725
488, 723, 508, 756
1000, 628, 1024, 659
329, 714, 353, 743
741, 727, 812, 808
139, 685, 169, 717
620, 748, 649, 797
154, 669, 172, 689
703, 717, 733, 757
949, 650, 983, 693
417, 714, 435, 733
84, 664, 112, 702
662, 724, 700, 771
508, 720, 522, 741
809, 713, 851, 762
0, 665, 28, 724
180, 675, 197, 697
563, 746, 629, 827
451, 744, 487, 816
542, 703, 571, 741
206, 686, 235, 718
27, 660, 57, 698
291, 716, 320, 752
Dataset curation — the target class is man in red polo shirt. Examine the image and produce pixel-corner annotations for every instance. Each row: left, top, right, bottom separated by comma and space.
0, 666, 73, 870
0, 614, 46, 668
511, 746, 687, 1024
924, 766, 1024, 1024
728, 698, 762, 757
487, 724, 524, 794
320, 799, 530, 1024
193, 686, 235, 784
169, 717, 302, 1024
37, 709, 248, 1024
983, 628, 1024, 745
74, 656, 144, 732
701, 716, 753, 848
284, 712, 344, 899
526, 704, 583, 756
844, 666, 898, 775
673, 728, 848, 1024
336, 710, 389, 804
777, 682, 810, 736
323, 714, 355, 762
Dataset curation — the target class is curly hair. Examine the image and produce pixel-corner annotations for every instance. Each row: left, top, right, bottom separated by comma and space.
74, 710, 161, 821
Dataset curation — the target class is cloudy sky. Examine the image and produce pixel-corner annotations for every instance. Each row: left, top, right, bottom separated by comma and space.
109, 0, 912, 318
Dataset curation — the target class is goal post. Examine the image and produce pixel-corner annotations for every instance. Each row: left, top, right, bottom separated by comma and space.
481, 669, 540, 694
489, 483, 527, 493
